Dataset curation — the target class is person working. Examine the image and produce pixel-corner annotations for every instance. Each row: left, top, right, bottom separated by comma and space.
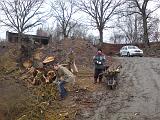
93, 49, 106, 83
52, 63, 75, 100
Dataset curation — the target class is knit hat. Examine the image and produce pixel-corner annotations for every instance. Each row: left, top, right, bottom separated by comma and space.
97, 48, 102, 52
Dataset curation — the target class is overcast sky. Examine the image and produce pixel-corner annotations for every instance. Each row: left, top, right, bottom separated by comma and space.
0, 0, 160, 43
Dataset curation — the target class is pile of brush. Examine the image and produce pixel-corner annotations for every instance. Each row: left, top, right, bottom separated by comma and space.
102, 65, 121, 77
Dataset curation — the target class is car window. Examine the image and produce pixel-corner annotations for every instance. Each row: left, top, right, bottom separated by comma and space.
128, 46, 138, 49
121, 47, 124, 50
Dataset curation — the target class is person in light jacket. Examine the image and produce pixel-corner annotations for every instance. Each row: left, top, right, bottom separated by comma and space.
53, 63, 75, 100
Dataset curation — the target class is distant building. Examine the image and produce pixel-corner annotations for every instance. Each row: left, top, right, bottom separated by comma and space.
6, 31, 50, 45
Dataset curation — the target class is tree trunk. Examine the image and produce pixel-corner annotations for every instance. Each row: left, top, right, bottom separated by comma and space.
63, 29, 68, 39
64, 34, 68, 38
99, 29, 103, 48
142, 14, 150, 47
134, 14, 138, 43
18, 32, 22, 43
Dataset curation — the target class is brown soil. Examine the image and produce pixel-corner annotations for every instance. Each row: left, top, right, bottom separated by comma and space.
0, 39, 111, 120
76, 57, 160, 120
4, 39, 160, 120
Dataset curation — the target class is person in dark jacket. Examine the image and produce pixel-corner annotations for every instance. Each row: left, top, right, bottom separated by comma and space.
93, 49, 106, 83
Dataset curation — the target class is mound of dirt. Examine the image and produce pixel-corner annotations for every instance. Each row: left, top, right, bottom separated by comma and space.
0, 43, 60, 120
143, 43, 160, 57
0, 39, 116, 120
40, 38, 98, 68
0, 43, 27, 119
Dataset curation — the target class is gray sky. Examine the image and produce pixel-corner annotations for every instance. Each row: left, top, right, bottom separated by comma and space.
0, 0, 160, 43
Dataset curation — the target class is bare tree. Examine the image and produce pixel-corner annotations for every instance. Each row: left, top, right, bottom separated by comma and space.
50, 0, 78, 39
109, 30, 125, 44
148, 17, 160, 42
77, 0, 123, 46
43, 24, 62, 41
116, 18, 134, 43
126, 0, 160, 46
0, 0, 45, 37
69, 23, 88, 39
86, 34, 99, 45
115, 9, 142, 44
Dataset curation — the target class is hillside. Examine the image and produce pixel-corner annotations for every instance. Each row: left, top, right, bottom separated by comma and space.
43, 38, 97, 68
0, 39, 115, 120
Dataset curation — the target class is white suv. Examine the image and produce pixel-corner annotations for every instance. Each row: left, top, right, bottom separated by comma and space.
120, 45, 143, 57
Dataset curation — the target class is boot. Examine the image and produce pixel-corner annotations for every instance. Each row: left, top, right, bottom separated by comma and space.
99, 78, 102, 83
99, 73, 103, 83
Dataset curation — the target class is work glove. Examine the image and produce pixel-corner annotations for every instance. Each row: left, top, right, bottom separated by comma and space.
96, 61, 102, 64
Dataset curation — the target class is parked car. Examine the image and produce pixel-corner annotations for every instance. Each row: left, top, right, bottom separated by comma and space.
120, 45, 143, 57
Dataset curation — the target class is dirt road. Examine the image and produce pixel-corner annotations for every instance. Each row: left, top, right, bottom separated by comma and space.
1, 57, 160, 119
81, 57, 160, 120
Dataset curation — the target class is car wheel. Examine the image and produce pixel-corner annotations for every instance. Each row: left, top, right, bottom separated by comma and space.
120, 53, 123, 57
127, 52, 130, 57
